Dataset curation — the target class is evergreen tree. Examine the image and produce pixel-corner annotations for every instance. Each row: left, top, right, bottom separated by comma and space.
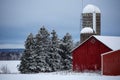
60, 33, 73, 70
19, 26, 74, 73
46, 30, 62, 71
19, 33, 37, 73
35, 26, 52, 72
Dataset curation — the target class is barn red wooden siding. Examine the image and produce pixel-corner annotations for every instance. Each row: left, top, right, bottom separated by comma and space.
102, 50, 120, 75
72, 36, 112, 71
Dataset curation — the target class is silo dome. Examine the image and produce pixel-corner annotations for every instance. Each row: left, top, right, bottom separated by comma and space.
81, 27, 94, 34
83, 4, 101, 13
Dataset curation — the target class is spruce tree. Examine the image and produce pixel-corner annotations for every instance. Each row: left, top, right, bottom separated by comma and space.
35, 26, 52, 72
46, 30, 62, 71
60, 33, 73, 70
19, 33, 37, 73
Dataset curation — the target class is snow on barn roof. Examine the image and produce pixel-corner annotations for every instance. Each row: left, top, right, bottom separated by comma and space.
101, 49, 120, 56
94, 36, 120, 50
81, 27, 94, 34
83, 4, 101, 13
72, 35, 120, 52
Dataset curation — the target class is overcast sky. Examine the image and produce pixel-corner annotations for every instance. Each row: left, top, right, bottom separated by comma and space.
0, 0, 120, 48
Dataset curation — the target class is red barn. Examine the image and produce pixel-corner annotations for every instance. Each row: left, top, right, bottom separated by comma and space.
101, 50, 120, 75
72, 35, 120, 71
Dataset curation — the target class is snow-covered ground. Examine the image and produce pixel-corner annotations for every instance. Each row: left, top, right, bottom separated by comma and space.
0, 73, 120, 80
0, 60, 20, 73
0, 61, 120, 80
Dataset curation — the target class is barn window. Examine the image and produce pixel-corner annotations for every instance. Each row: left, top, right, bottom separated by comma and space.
90, 38, 96, 44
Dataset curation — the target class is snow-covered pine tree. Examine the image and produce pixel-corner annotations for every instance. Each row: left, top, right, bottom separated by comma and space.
34, 26, 52, 72
19, 33, 37, 73
46, 30, 62, 71
59, 33, 73, 70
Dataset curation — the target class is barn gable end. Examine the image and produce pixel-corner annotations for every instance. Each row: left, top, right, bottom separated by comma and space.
72, 36, 112, 71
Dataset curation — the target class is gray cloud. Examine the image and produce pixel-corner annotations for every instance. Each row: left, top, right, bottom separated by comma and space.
0, 0, 120, 48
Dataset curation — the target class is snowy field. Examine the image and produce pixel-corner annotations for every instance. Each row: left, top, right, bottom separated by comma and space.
0, 61, 120, 80
1, 73, 120, 80
0, 60, 20, 73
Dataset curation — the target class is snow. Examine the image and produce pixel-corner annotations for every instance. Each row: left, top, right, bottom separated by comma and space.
93, 12, 96, 33
0, 60, 120, 80
81, 27, 94, 34
94, 36, 120, 50
0, 60, 20, 73
83, 4, 101, 13
0, 73, 120, 80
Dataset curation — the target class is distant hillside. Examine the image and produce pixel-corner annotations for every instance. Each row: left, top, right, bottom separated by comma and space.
0, 49, 24, 60
0, 49, 24, 53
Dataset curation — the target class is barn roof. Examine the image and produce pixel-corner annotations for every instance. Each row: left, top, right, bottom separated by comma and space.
94, 36, 120, 50
101, 49, 120, 56
72, 35, 120, 52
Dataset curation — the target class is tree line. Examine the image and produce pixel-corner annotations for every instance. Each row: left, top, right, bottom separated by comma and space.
19, 26, 74, 73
